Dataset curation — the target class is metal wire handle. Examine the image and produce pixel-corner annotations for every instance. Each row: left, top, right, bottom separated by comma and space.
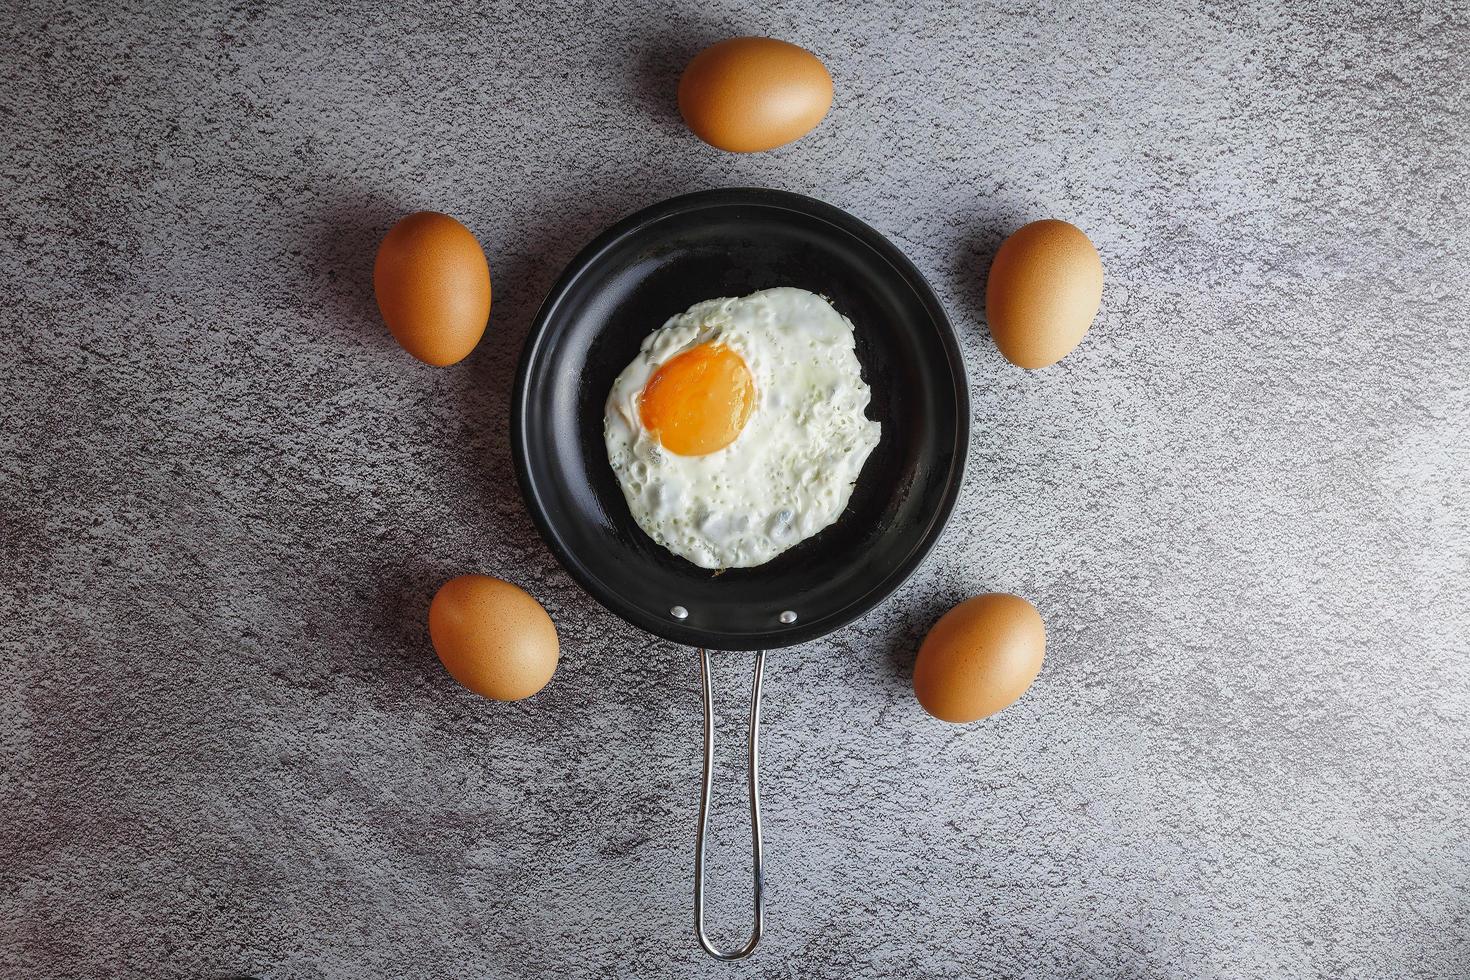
693, 648, 766, 961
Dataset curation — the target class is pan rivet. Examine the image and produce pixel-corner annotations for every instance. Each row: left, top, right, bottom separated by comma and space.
779, 610, 797, 624
670, 605, 689, 620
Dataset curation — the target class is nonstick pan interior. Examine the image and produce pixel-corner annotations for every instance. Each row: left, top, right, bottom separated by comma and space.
512, 189, 967, 650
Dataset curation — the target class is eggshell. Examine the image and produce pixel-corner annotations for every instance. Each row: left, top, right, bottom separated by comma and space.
428, 575, 558, 701
913, 593, 1046, 723
678, 37, 833, 153
985, 219, 1103, 369
373, 211, 491, 366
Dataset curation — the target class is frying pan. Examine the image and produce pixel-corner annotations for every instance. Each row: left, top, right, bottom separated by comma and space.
512, 188, 968, 959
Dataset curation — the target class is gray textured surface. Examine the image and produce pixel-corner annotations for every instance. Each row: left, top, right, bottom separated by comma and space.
2, 1, 1468, 977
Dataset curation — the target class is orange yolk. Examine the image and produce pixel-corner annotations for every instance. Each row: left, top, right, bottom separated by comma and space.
638, 343, 755, 456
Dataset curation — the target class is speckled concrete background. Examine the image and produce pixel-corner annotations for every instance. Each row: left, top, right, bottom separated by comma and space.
3, 1, 1468, 977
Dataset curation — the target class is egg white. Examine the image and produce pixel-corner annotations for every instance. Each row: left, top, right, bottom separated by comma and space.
604, 287, 881, 569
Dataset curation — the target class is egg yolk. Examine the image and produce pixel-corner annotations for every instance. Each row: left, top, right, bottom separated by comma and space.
638, 343, 755, 456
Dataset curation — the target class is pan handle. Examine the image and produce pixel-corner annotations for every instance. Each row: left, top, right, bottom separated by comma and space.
693, 647, 766, 961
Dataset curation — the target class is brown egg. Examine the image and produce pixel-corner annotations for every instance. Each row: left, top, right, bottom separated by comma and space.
428, 575, 558, 701
678, 37, 833, 153
913, 593, 1046, 723
985, 219, 1103, 369
373, 211, 491, 366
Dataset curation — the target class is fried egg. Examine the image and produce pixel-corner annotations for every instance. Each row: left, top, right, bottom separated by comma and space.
604, 287, 881, 569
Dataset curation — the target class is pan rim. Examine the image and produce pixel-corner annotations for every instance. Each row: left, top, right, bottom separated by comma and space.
511, 187, 969, 651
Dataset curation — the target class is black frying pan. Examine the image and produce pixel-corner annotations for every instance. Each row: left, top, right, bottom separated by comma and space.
511, 187, 968, 959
